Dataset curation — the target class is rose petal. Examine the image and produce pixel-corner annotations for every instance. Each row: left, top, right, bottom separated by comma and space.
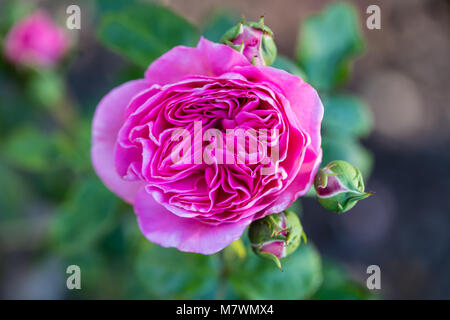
285, 147, 322, 199
144, 37, 251, 85
91, 79, 149, 203
259, 147, 321, 218
135, 188, 252, 254
233, 65, 324, 153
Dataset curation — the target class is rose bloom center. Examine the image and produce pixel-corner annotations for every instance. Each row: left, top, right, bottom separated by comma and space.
115, 75, 303, 224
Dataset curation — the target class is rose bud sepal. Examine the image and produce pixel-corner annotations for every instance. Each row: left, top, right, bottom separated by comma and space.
248, 211, 306, 270
314, 160, 373, 213
221, 17, 277, 66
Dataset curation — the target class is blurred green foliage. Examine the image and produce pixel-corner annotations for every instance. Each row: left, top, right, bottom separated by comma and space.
296, 2, 364, 91
0, 162, 30, 220
312, 261, 377, 300
0, 0, 374, 300
322, 95, 373, 138
98, 3, 199, 67
230, 244, 323, 299
201, 11, 239, 43
272, 55, 307, 79
136, 244, 220, 299
3, 126, 61, 173
294, 2, 374, 178
49, 178, 120, 256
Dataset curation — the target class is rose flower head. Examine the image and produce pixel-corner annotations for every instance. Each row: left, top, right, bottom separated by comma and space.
4, 10, 69, 68
92, 37, 323, 254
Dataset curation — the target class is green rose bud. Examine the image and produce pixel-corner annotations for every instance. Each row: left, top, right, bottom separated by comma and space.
221, 17, 277, 66
248, 211, 306, 270
314, 160, 373, 213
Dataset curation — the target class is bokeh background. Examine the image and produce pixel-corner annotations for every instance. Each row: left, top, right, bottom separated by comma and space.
0, 0, 449, 299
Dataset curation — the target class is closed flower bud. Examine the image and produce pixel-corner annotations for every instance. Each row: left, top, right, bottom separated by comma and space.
248, 211, 306, 270
221, 17, 277, 66
314, 160, 373, 213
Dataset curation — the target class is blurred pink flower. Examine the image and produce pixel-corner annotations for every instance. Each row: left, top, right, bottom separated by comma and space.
4, 10, 69, 68
91, 38, 323, 254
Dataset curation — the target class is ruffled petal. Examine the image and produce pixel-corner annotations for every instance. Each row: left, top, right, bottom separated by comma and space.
233, 65, 324, 153
91, 80, 149, 203
144, 37, 251, 85
135, 188, 252, 254
285, 147, 322, 198
260, 147, 321, 217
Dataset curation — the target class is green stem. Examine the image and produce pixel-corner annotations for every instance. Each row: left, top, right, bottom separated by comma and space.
215, 251, 228, 300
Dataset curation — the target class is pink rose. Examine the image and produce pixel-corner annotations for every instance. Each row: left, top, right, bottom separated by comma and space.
91, 38, 323, 254
4, 10, 69, 68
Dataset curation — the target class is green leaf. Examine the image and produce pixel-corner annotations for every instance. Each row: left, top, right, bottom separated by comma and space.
49, 178, 120, 255
296, 2, 364, 91
202, 11, 239, 42
323, 94, 373, 138
272, 55, 307, 80
0, 73, 36, 136
229, 244, 323, 299
135, 243, 219, 299
2, 126, 60, 172
95, 0, 138, 14
313, 260, 376, 300
322, 137, 373, 178
98, 3, 199, 67
1, 126, 77, 200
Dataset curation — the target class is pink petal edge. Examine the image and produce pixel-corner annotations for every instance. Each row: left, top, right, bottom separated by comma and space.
91, 79, 149, 203
135, 188, 252, 254
144, 37, 251, 85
